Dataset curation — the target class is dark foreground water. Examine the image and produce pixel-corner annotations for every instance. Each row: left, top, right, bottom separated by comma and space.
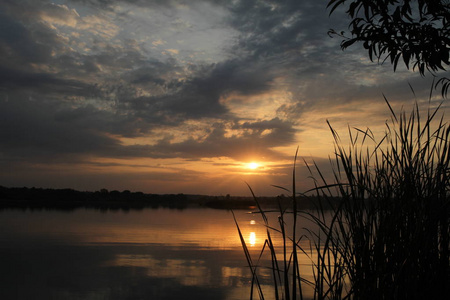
0, 207, 305, 300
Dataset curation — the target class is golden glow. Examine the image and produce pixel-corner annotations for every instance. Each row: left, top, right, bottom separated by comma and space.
249, 232, 256, 246
247, 162, 260, 170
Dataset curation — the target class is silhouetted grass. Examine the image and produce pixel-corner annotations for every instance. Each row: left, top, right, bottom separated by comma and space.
235, 99, 449, 299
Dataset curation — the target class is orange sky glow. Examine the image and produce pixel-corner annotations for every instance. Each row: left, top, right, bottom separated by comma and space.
0, 0, 448, 196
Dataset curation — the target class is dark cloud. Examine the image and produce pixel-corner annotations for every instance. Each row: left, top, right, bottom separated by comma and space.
0, 12, 55, 68
0, 0, 439, 194
70, 0, 218, 9
0, 94, 121, 161
0, 87, 295, 165
227, 0, 336, 58
114, 117, 296, 161
121, 58, 276, 124
0, 66, 98, 97
0, 3, 100, 99
188, 59, 274, 97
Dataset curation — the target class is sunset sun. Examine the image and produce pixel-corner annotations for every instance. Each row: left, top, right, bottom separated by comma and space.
247, 162, 260, 170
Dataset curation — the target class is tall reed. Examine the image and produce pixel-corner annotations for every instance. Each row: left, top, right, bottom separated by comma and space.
320, 99, 450, 299
235, 99, 449, 300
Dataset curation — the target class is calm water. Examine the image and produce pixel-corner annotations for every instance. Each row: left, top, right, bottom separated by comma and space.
0, 207, 319, 300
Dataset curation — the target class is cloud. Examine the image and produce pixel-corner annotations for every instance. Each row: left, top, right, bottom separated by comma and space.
0, 88, 295, 166
152, 39, 166, 46
113, 117, 296, 161
227, 0, 331, 57
38, 3, 81, 28
164, 49, 179, 55
120, 57, 278, 125
0, 65, 98, 97
78, 14, 120, 39
0, 0, 444, 194
0, 13, 56, 68
0, 94, 121, 161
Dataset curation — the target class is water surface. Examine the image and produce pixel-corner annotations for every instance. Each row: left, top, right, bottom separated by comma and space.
0, 207, 284, 300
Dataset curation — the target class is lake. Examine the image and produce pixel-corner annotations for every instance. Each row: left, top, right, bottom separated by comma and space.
0, 207, 319, 300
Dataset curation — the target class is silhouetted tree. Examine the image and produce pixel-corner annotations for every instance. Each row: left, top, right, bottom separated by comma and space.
328, 0, 450, 95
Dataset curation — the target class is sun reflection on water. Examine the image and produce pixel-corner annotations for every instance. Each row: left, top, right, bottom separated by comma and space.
249, 232, 256, 246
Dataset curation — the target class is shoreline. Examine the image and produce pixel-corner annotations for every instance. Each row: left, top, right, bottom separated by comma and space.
0, 185, 339, 211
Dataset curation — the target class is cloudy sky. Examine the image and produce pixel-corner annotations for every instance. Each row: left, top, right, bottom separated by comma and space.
1, 0, 447, 196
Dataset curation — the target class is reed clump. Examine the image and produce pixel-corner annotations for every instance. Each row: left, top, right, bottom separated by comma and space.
235, 100, 449, 300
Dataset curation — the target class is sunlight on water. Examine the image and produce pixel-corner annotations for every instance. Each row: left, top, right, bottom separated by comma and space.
249, 232, 256, 246
0, 208, 322, 300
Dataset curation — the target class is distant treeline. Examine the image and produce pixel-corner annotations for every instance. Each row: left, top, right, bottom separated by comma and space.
0, 186, 339, 211
0, 186, 192, 211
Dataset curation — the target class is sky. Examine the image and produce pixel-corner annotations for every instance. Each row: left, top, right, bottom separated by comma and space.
1, 0, 448, 196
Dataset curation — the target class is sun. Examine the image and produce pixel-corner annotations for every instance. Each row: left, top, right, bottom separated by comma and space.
247, 162, 260, 170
